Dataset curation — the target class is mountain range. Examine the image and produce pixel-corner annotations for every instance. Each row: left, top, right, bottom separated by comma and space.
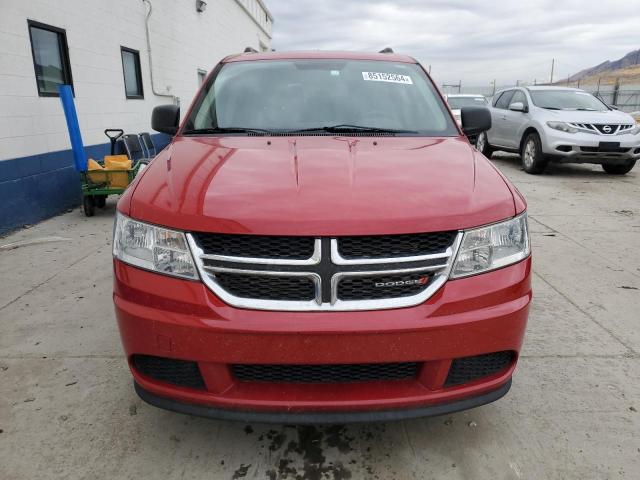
568, 48, 640, 83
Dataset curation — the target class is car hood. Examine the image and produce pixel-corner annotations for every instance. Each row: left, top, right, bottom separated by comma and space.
127, 136, 517, 236
538, 108, 635, 124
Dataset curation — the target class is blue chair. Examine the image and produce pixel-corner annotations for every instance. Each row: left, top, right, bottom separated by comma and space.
139, 132, 157, 158
121, 134, 151, 163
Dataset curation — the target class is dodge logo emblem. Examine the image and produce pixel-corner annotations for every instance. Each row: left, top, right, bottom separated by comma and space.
602, 125, 612, 133
375, 277, 429, 288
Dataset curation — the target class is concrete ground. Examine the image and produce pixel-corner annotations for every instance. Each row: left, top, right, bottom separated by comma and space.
1, 154, 638, 480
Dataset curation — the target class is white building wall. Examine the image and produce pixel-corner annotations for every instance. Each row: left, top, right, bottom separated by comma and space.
237, 0, 273, 39
0, 0, 273, 162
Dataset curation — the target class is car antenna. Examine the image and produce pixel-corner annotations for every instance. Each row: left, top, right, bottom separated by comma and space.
379, 47, 394, 54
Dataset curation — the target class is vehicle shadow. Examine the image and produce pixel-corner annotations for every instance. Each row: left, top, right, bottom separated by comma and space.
489, 152, 636, 179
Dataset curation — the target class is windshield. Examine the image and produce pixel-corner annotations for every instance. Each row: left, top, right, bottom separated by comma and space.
183, 59, 458, 136
447, 96, 488, 109
529, 90, 608, 111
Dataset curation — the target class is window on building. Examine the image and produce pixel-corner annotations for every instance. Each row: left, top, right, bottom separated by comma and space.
120, 47, 144, 99
197, 69, 207, 86
27, 20, 73, 97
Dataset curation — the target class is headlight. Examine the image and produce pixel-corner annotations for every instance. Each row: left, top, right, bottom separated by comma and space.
626, 125, 640, 135
113, 212, 198, 279
450, 213, 530, 279
546, 121, 578, 134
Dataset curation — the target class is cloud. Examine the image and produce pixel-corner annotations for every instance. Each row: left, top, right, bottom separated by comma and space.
266, 0, 640, 86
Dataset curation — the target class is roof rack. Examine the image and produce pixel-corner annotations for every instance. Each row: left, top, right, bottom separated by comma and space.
244, 46, 258, 53
379, 47, 394, 54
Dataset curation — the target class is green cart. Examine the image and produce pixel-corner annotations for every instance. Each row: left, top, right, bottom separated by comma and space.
81, 129, 141, 217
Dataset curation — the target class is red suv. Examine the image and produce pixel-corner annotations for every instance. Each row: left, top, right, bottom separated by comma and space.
113, 51, 531, 423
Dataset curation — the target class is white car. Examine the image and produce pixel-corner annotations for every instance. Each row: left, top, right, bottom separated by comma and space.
477, 86, 640, 175
445, 94, 489, 126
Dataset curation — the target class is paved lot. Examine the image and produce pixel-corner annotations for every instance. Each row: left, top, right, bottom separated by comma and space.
1, 154, 639, 480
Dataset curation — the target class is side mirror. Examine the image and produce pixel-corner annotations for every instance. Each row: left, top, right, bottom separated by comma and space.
151, 104, 180, 135
461, 106, 491, 136
509, 101, 527, 113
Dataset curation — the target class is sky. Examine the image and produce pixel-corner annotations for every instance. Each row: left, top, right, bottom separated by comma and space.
265, 0, 640, 88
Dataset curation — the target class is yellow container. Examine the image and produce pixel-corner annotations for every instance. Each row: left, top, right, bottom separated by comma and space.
103, 155, 132, 188
104, 155, 132, 170
86, 158, 108, 185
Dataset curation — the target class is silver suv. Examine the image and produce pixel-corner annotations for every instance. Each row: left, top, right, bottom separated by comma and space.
476, 86, 640, 174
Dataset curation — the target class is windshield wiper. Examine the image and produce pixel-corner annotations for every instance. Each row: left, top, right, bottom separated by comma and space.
182, 125, 419, 136
283, 124, 418, 134
181, 127, 273, 135
541, 107, 562, 110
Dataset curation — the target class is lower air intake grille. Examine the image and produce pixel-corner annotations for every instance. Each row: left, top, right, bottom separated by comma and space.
580, 146, 630, 153
338, 231, 457, 259
132, 355, 205, 390
214, 272, 316, 301
233, 362, 420, 383
338, 273, 432, 300
445, 351, 513, 387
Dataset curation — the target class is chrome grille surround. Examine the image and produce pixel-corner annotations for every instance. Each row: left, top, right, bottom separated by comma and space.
187, 232, 462, 312
198, 238, 322, 266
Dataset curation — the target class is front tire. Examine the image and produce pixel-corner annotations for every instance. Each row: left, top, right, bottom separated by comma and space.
602, 160, 636, 175
83, 196, 95, 217
476, 132, 494, 158
521, 132, 548, 174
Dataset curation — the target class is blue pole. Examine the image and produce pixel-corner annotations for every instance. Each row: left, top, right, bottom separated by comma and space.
58, 85, 87, 172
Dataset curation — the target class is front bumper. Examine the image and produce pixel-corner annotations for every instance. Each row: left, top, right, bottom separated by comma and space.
114, 257, 531, 421
541, 128, 640, 163
134, 379, 512, 424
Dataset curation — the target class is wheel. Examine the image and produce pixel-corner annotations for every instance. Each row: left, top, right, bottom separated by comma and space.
83, 196, 95, 217
476, 132, 494, 158
95, 195, 107, 208
521, 132, 548, 174
602, 160, 636, 175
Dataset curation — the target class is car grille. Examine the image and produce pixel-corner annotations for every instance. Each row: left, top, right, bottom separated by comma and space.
213, 272, 316, 301
232, 362, 420, 383
338, 232, 456, 259
337, 272, 432, 301
188, 231, 460, 311
191, 233, 315, 259
444, 351, 513, 387
132, 354, 205, 390
569, 123, 635, 135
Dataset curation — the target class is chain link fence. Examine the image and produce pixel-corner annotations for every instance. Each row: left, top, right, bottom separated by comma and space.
442, 79, 640, 113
